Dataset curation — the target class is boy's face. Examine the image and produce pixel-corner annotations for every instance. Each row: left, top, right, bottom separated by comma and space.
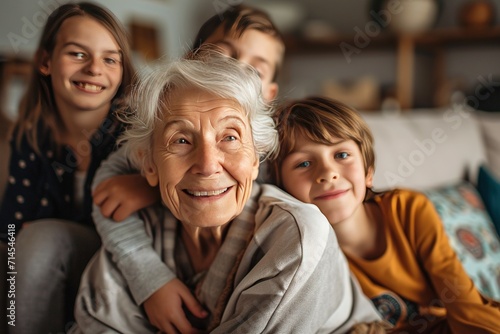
204, 27, 282, 102
280, 133, 373, 227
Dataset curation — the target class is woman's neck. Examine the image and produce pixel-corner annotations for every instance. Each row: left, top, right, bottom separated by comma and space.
181, 224, 230, 273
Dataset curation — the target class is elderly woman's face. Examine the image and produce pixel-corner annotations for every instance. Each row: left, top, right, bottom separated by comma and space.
144, 87, 260, 227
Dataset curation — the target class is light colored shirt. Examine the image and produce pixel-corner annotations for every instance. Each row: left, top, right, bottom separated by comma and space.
73, 182, 382, 333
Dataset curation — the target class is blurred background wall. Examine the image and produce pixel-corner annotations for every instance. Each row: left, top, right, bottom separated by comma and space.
1, 0, 499, 114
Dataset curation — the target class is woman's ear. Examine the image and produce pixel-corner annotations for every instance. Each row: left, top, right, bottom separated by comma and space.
251, 154, 260, 181
365, 167, 374, 188
38, 50, 51, 76
143, 153, 159, 187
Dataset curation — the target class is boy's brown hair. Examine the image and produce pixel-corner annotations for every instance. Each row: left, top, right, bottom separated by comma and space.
192, 4, 285, 82
271, 96, 375, 187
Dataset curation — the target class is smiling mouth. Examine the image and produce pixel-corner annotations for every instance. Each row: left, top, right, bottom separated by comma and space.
316, 190, 348, 200
184, 187, 229, 197
74, 81, 104, 92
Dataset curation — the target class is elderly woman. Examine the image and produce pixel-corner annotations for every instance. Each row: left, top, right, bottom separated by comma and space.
71, 51, 382, 333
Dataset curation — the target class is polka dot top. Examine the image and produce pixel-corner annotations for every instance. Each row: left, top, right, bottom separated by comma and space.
0, 113, 124, 241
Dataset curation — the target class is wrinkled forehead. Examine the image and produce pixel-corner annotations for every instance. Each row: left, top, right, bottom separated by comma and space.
153, 87, 254, 149
161, 86, 246, 119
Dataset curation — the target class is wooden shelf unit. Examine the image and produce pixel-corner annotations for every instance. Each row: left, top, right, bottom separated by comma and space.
283, 26, 500, 110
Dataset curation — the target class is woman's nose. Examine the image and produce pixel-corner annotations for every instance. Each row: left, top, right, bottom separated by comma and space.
192, 142, 223, 176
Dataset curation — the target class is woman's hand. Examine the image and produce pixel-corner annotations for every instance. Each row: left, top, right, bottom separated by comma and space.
144, 279, 208, 334
93, 174, 160, 221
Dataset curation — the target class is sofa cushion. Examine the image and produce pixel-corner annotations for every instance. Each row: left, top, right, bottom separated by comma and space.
423, 182, 500, 301
476, 111, 500, 180
362, 108, 487, 191
477, 164, 500, 237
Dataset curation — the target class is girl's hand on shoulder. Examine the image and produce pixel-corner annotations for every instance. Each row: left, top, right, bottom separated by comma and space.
92, 174, 160, 221
144, 278, 208, 334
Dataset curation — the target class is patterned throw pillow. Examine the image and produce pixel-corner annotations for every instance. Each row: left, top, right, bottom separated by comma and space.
423, 182, 500, 301
477, 165, 500, 237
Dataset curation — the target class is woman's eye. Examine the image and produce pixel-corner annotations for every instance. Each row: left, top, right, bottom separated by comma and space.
296, 161, 311, 168
174, 138, 189, 144
223, 135, 237, 142
335, 152, 349, 159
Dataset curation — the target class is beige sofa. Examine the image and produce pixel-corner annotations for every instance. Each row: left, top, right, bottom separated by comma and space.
362, 107, 500, 191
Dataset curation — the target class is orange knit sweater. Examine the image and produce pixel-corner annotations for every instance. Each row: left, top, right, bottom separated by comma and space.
347, 189, 500, 333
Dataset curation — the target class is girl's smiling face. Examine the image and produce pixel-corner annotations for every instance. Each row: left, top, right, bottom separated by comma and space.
41, 15, 123, 116
280, 133, 373, 226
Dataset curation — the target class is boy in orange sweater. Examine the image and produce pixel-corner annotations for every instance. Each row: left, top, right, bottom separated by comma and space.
270, 96, 500, 333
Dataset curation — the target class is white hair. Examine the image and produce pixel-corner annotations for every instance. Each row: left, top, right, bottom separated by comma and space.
119, 50, 278, 171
